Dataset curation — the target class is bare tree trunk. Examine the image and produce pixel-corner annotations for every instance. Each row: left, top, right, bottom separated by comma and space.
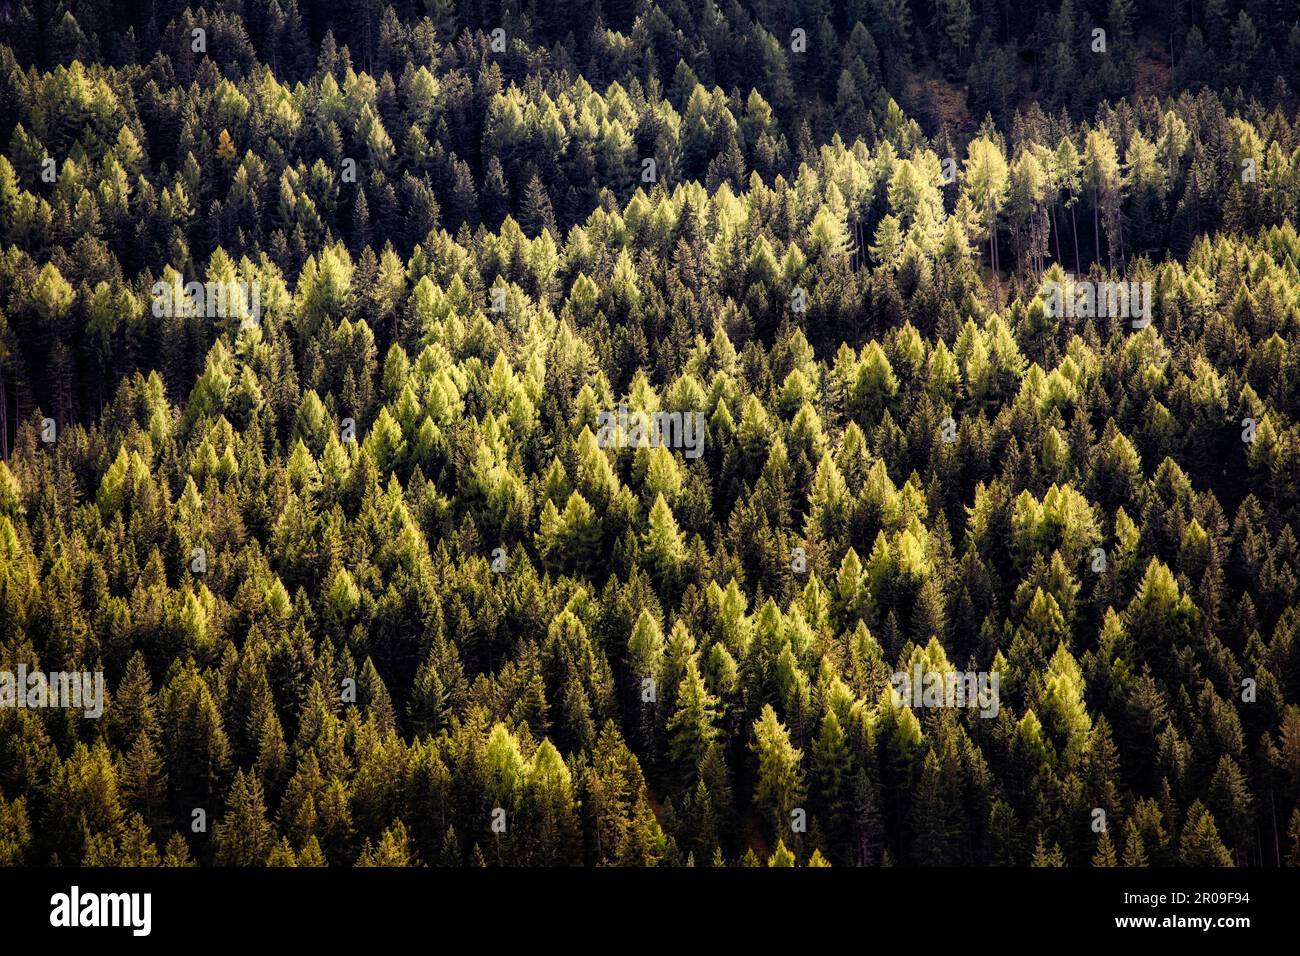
1092, 191, 1101, 269
1071, 205, 1081, 274
1116, 195, 1126, 270
1051, 203, 1062, 266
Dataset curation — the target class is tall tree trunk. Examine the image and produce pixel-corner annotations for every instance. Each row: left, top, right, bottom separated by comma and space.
1116, 195, 1126, 270
1092, 191, 1101, 268
1051, 203, 1062, 267
1071, 205, 1081, 274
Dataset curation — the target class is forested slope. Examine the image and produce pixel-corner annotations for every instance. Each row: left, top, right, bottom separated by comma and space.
1, 0, 1299, 867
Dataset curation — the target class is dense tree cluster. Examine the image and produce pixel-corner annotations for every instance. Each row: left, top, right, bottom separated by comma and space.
1, 1, 1299, 867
